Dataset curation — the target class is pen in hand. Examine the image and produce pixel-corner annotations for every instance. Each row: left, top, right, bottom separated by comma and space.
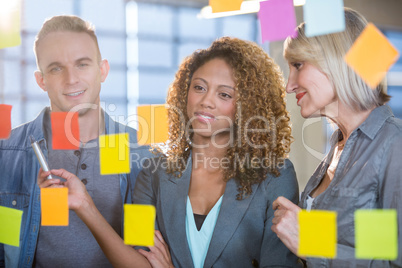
30, 135, 53, 180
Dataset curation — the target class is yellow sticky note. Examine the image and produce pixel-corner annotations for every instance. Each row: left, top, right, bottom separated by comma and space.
344, 23, 400, 89
0, 206, 23, 247
0, 0, 22, 49
137, 105, 168, 145
298, 210, 337, 258
41, 188, 69, 226
210, 0, 242, 13
99, 133, 130, 175
124, 204, 156, 246
355, 209, 398, 260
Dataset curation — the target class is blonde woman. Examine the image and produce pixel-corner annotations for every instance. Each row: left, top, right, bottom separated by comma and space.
272, 8, 402, 267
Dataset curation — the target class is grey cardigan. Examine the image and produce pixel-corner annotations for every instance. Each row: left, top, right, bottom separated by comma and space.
133, 155, 302, 268
301, 105, 402, 267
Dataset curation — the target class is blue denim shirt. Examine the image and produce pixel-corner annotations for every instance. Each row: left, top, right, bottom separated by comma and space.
0, 108, 153, 268
300, 105, 402, 267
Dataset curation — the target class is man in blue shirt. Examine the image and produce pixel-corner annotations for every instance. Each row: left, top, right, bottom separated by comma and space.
0, 15, 151, 267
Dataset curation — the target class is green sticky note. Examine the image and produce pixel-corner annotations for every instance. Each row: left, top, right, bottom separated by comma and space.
298, 210, 337, 258
355, 209, 398, 260
0, 1, 22, 49
99, 133, 130, 175
124, 204, 155, 246
0, 206, 23, 247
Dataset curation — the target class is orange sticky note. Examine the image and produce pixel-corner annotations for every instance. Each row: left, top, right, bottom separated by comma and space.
99, 133, 130, 175
0, 0, 21, 49
0, 104, 12, 139
51, 112, 80, 150
41, 187, 69, 226
137, 105, 168, 145
210, 0, 242, 13
344, 23, 400, 89
124, 204, 155, 246
298, 210, 337, 258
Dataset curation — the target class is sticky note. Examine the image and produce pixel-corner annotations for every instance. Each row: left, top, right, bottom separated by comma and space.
0, 0, 21, 49
298, 210, 337, 258
0, 104, 12, 139
137, 105, 168, 145
210, 0, 242, 13
51, 112, 80, 150
99, 133, 130, 175
303, 0, 345, 37
41, 187, 69, 226
258, 0, 297, 42
0, 205, 23, 247
355, 209, 398, 260
344, 23, 400, 89
124, 204, 156, 246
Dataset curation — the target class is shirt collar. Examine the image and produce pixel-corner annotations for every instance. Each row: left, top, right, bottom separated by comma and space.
358, 105, 394, 140
329, 105, 394, 147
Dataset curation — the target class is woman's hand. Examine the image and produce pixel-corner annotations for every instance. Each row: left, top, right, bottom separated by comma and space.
138, 230, 175, 268
37, 168, 62, 188
38, 168, 93, 212
50, 168, 93, 212
271, 196, 302, 258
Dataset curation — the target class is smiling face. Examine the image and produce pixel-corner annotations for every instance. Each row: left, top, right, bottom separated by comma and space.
186, 58, 236, 141
286, 61, 337, 118
34, 31, 109, 115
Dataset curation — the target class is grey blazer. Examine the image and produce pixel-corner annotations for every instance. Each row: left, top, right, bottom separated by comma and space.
133, 155, 302, 268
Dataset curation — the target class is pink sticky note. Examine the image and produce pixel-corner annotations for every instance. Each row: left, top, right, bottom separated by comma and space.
258, 0, 297, 42
0, 104, 12, 139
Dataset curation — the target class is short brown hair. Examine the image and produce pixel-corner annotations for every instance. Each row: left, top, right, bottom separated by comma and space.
34, 15, 101, 68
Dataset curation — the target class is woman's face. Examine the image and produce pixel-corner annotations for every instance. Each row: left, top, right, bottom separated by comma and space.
285, 61, 337, 118
186, 58, 236, 140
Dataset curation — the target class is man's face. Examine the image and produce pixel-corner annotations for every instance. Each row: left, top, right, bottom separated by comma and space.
35, 31, 109, 115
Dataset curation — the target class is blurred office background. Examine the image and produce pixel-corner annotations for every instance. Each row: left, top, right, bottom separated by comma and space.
0, 0, 401, 189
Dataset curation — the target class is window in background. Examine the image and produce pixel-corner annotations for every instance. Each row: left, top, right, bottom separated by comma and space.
0, 0, 259, 129
0, 0, 128, 128
126, 1, 259, 128
385, 30, 402, 119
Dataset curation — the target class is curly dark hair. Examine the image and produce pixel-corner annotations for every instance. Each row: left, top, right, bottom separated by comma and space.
155, 37, 293, 199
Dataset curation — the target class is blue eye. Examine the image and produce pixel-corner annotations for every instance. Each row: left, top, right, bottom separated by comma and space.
50, 67, 62, 73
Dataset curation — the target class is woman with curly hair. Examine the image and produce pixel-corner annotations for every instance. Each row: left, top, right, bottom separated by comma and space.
133, 36, 301, 267
38, 37, 301, 267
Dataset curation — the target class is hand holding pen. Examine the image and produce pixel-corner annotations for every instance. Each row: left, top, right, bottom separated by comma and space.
30, 135, 53, 180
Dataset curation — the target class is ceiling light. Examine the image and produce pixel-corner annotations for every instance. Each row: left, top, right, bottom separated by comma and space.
198, 0, 305, 19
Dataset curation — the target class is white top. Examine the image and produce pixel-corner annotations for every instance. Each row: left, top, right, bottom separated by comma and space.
185, 195, 223, 268
305, 195, 315, 211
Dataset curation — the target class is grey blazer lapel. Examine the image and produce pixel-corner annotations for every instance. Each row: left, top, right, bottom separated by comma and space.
159, 158, 194, 268
203, 179, 259, 267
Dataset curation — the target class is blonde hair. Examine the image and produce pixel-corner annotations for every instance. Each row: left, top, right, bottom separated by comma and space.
156, 37, 293, 199
34, 15, 101, 68
284, 7, 390, 111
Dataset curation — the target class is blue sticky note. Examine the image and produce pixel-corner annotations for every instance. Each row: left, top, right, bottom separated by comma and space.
304, 0, 345, 37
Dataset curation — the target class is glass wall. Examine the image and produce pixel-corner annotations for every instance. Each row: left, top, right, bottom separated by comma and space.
0, 0, 259, 129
